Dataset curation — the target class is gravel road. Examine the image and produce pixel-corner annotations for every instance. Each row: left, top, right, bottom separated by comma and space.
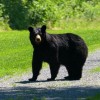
0, 50, 100, 100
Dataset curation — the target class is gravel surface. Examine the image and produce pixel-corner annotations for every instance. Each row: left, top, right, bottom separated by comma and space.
0, 50, 100, 100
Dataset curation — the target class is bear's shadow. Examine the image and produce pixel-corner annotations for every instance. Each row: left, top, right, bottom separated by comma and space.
16, 79, 67, 84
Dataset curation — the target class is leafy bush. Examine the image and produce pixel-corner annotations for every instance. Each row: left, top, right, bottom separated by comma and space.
0, 0, 100, 30
0, 3, 10, 30
1, 0, 29, 29
27, 0, 64, 26
82, 1, 100, 21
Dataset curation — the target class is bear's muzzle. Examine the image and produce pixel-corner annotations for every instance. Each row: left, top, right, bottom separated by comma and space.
35, 35, 42, 43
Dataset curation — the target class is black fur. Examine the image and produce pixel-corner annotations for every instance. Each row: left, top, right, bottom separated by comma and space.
28, 25, 88, 81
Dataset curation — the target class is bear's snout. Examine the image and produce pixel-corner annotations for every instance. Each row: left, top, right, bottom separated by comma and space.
35, 35, 42, 43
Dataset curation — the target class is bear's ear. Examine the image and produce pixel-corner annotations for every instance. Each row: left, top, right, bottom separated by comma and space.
28, 27, 34, 33
41, 25, 46, 33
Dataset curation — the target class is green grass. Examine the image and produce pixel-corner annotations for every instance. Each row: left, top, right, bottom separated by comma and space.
90, 66, 100, 73
0, 28, 100, 78
86, 93, 100, 100
0, 31, 32, 77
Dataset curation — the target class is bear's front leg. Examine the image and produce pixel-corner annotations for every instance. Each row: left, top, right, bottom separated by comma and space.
47, 63, 60, 81
29, 52, 42, 81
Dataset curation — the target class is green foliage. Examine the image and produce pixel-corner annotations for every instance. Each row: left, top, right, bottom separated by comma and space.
0, 3, 10, 30
82, 1, 100, 21
1, 0, 29, 29
0, 3, 3, 17
0, 0, 100, 30
26, 0, 62, 26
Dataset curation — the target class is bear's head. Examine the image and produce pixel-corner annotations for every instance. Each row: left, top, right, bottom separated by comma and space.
28, 25, 46, 46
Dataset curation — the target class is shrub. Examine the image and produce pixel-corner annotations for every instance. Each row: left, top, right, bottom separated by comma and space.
0, 0, 100, 30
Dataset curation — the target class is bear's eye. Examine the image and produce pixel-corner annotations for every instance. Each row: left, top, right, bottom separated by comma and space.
35, 29, 42, 35
35, 30, 38, 34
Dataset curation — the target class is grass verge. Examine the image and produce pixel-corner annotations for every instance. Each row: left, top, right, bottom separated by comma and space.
0, 31, 32, 77
0, 28, 100, 78
90, 66, 100, 73
86, 93, 100, 100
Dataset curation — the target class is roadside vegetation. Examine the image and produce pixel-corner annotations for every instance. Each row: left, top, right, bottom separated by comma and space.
91, 66, 100, 73
0, 28, 100, 78
0, 0, 100, 78
86, 93, 100, 100
0, 0, 100, 30
0, 1, 100, 100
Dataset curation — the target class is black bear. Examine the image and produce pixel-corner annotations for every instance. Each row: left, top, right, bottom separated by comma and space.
28, 25, 88, 81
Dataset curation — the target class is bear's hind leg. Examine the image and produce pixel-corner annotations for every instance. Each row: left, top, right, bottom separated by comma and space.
65, 65, 83, 80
